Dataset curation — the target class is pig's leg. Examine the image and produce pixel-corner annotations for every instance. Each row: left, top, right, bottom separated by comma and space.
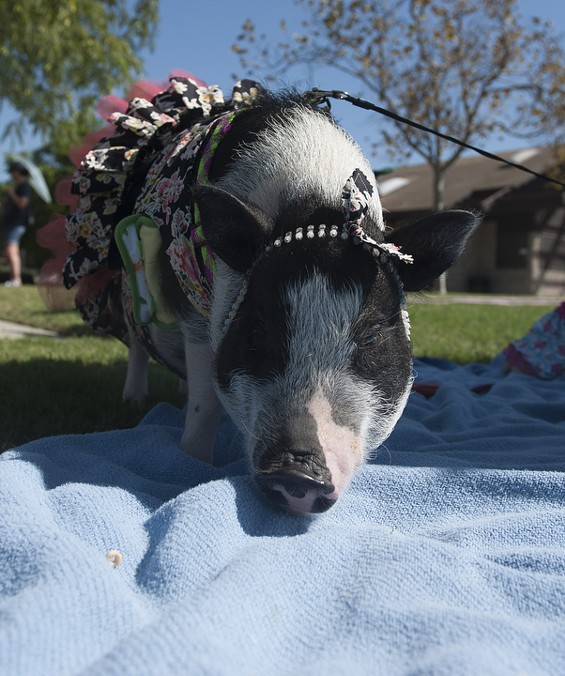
122, 335, 149, 405
180, 341, 223, 464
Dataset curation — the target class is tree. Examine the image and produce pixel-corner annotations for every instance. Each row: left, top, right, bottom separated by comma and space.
233, 0, 565, 290
1, 0, 159, 154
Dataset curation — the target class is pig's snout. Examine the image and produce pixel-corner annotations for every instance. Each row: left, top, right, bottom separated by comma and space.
255, 450, 337, 515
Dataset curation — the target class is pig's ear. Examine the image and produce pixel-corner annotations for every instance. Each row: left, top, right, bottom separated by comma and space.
385, 210, 481, 292
192, 185, 273, 272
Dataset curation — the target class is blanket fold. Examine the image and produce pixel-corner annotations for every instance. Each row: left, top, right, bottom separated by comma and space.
1, 359, 564, 675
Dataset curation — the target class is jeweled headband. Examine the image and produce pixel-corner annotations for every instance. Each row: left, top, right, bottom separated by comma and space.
222, 168, 413, 334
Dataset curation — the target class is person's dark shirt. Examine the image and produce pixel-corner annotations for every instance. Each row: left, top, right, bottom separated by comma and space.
3, 182, 31, 227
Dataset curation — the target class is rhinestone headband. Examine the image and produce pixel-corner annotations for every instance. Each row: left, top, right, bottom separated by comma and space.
222, 220, 413, 334
267, 222, 413, 262
222, 168, 413, 334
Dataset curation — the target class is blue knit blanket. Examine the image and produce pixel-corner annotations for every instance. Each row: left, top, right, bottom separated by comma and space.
1, 358, 564, 675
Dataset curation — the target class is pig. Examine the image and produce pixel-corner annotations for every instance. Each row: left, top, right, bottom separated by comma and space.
64, 80, 480, 514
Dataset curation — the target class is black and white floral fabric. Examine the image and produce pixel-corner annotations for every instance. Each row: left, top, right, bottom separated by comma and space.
63, 77, 262, 342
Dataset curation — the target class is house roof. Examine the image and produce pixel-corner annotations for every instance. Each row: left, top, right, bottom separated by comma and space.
375, 145, 560, 215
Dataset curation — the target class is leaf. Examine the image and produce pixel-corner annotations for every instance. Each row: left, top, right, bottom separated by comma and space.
0, 0, 158, 148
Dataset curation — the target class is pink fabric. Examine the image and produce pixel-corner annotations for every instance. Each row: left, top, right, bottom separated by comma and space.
504, 302, 565, 379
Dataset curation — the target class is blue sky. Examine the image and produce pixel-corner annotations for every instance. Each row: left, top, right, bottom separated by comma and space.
1, 0, 564, 181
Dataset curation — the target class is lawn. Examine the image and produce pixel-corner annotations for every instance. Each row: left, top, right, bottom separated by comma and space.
0, 285, 554, 451
407, 299, 554, 363
0, 286, 184, 451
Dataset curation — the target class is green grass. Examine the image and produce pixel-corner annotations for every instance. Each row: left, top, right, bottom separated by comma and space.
408, 300, 554, 363
0, 284, 555, 451
0, 286, 183, 451
0, 284, 88, 334
0, 335, 184, 452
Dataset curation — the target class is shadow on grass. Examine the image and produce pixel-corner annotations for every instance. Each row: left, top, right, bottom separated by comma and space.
0, 357, 184, 452
59, 324, 104, 337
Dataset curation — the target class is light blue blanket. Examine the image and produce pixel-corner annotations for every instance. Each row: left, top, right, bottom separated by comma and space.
1, 358, 564, 675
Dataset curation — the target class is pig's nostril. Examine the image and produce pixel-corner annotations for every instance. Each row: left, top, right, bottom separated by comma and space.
283, 481, 309, 499
255, 447, 337, 513
257, 470, 334, 496
310, 495, 336, 513
266, 474, 309, 498
256, 469, 336, 514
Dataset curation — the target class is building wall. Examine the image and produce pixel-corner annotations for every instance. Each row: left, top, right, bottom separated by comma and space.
532, 206, 565, 297
447, 219, 539, 295
445, 220, 491, 292
391, 204, 565, 296
447, 219, 532, 294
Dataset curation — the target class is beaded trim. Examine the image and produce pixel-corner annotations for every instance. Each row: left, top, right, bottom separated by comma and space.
267, 222, 413, 263
222, 222, 413, 336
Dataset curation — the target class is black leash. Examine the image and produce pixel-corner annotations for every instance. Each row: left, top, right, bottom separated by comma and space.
305, 88, 565, 190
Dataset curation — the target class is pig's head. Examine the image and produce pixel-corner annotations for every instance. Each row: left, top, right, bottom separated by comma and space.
194, 182, 479, 515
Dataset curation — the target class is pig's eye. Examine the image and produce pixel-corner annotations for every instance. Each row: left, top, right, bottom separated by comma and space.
355, 329, 379, 349
248, 313, 268, 350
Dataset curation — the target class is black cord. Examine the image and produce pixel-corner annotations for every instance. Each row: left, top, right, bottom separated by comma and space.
305, 88, 565, 190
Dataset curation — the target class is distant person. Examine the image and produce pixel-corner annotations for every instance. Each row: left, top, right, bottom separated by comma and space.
2, 161, 31, 287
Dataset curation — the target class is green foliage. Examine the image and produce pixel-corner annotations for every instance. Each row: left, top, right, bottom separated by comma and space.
21, 163, 69, 269
0, 0, 159, 153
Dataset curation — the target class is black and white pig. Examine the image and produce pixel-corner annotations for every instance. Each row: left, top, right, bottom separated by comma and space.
114, 91, 480, 515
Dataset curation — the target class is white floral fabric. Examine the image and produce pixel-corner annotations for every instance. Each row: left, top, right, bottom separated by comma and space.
62, 77, 262, 341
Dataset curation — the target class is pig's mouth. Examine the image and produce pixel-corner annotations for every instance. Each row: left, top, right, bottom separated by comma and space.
254, 449, 337, 515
